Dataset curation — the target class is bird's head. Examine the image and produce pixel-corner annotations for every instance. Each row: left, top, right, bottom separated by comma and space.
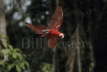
59, 33, 64, 39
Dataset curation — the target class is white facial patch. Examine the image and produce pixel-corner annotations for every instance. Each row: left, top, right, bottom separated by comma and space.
59, 33, 64, 38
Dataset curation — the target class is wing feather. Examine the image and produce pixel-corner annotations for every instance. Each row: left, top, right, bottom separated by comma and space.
48, 6, 63, 29
26, 24, 47, 34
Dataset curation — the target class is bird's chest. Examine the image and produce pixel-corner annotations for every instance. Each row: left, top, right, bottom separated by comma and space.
49, 29, 60, 35
47, 29, 60, 38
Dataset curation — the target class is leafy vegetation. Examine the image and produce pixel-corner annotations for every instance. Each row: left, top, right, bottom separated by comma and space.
0, 34, 30, 72
41, 63, 53, 72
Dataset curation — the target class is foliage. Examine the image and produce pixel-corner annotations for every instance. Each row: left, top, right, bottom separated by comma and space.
0, 34, 30, 72
41, 63, 53, 72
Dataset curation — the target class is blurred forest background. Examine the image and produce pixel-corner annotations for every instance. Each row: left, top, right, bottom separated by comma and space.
0, 0, 107, 72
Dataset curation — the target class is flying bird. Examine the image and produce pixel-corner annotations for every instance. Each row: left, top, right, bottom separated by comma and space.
26, 6, 64, 48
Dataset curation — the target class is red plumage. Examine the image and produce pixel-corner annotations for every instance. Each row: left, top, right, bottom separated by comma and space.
26, 6, 64, 48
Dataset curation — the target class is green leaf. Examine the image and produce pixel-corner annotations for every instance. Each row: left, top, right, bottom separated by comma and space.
11, 52, 23, 60
8, 45, 13, 50
23, 61, 29, 68
0, 60, 5, 65
1, 49, 9, 54
7, 64, 15, 71
19, 62, 26, 70
12, 52, 19, 59
16, 65, 21, 72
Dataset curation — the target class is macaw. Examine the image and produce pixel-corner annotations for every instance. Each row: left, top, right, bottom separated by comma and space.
26, 6, 64, 48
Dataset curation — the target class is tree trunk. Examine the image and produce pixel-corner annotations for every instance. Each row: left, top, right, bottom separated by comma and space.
0, 0, 7, 48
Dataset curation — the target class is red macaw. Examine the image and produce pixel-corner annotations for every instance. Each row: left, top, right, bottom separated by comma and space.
26, 6, 64, 48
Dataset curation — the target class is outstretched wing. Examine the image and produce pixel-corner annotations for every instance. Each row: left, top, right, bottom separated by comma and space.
26, 24, 47, 34
48, 37, 58, 48
48, 6, 63, 30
